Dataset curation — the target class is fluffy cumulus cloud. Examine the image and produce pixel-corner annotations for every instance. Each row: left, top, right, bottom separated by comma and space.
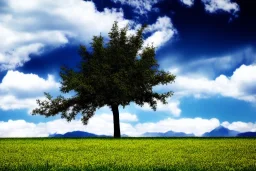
0, 120, 49, 137
111, 0, 161, 14
179, 0, 194, 6
0, 0, 176, 70
164, 47, 256, 80
94, 113, 138, 122
136, 99, 181, 117
144, 16, 176, 49
180, 56, 234, 78
0, 70, 59, 111
157, 64, 256, 103
202, 0, 239, 14
222, 121, 256, 133
111, 0, 239, 16
0, 0, 129, 70
179, 0, 239, 15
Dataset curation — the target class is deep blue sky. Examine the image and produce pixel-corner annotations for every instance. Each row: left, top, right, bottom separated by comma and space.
0, 0, 255, 137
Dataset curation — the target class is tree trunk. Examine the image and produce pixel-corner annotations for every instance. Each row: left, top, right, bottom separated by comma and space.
111, 104, 121, 138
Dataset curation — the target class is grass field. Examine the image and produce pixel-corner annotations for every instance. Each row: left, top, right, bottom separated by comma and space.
0, 138, 256, 171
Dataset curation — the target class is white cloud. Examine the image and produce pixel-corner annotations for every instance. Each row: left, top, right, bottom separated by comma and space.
112, 0, 239, 15
180, 0, 194, 6
163, 47, 256, 81
0, 0, 177, 70
0, 120, 49, 137
0, 70, 59, 95
157, 64, 256, 103
202, 0, 239, 14
0, 0, 130, 70
136, 99, 181, 117
180, 55, 233, 78
0, 95, 38, 111
111, 0, 161, 15
0, 70, 59, 111
222, 121, 256, 133
0, 43, 45, 70
144, 16, 176, 49
92, 113, 138, 122
120, 113, 139, 122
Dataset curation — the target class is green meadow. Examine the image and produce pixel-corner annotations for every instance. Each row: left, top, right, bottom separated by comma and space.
0, 138, 255, 171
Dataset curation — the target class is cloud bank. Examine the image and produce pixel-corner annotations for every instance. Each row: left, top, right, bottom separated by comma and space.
1, 115, 255, 137
111, 0, 161, 14
0, 0, 177, 70
157, 64, 256, 103
136, 99, 181, 117
0, 70, 59, 111
180, 0, 194, 6
112, 0, 239, 15
202, 0, 239, 14
0, 0, 129, 70
144, 16, 176, 49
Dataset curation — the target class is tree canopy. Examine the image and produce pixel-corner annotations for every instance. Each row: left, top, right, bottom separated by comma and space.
32, 22, 176, 138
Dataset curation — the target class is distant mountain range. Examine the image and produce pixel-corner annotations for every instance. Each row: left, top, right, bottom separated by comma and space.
49, 127, 256, 138
142, 131, 194, 137
49, 131, 107, 138
237, 132, 256, 137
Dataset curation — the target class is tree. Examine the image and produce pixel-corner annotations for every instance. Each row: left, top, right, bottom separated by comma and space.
32, 22, 176, 138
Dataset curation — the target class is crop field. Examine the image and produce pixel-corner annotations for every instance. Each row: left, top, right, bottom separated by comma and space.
0, 138, 256, 171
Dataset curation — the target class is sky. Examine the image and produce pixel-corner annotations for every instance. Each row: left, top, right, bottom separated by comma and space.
0, 0, 256, 137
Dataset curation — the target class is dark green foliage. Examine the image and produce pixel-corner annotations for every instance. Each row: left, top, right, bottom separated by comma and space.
32, 22, 175, 137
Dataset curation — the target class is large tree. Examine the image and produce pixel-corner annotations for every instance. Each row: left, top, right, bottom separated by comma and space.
32, 22, 176, 138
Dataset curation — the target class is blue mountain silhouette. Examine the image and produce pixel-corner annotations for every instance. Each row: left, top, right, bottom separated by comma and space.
49, 131, 124, 137
237, 132, 256, 137
142, 132, 165, 137
49, 131, 99, 137
49, 133, 63, 137
49, 127, 256, 138
142, 130, 194, 137
203, 126, 239, 137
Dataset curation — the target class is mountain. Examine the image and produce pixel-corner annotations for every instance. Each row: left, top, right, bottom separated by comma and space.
49, 133, 63, 137
121, 134, 129, 137
142, 132, 165, 137
164, 131, 194, 137
49, 127, 254, 138
203, 126, 239, 137
49, 131, 98, 137
237, 132, 256, 137
142, 131, 194, 137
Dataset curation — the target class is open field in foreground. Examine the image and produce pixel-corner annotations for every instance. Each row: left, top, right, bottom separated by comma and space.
0, 138, 256, 171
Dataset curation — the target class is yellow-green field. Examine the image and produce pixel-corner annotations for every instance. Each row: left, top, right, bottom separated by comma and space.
0, 138, 256, 170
